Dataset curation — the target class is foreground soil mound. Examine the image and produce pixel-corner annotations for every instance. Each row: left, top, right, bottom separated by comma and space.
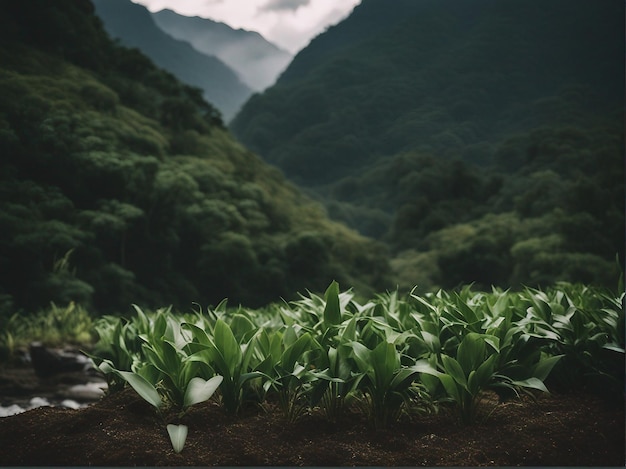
0, 387, 623, 466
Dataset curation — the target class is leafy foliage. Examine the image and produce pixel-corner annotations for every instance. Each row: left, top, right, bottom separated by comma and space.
90, 281, 624, 429
0, 302, 94, 362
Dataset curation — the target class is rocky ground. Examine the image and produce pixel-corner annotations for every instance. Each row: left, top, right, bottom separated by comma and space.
0, 346, 106, 417
0, 374, 623, 466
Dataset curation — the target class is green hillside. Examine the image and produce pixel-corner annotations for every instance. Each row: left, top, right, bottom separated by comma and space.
230, 0, 624, 291
0, 0, 391, 316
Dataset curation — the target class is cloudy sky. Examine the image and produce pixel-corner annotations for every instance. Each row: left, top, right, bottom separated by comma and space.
131, 0, 361, 54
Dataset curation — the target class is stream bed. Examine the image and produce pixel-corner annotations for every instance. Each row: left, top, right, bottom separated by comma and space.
0, 344, 107, 417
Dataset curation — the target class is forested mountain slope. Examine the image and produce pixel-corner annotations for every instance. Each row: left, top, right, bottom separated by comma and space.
92, 0, 251, 121
231, 0, 624, 291
152, 9, 292, 92
0, 0, 390, 316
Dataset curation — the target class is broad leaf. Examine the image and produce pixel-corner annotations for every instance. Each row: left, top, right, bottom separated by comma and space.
420, 330, 440, 354
280, 333, 312, 372
166, 424, 188, 453
181, 323, 212, 346
323, 281, 342, 327
467, 354, 496, 395
184, 375, 223, 408
229, 313, 257, 342
441, 355, 467, 388
532, 354, 563, 381
457, 333, 486, 375
371, 341, 398, 389
439, 373, 462, 404
117, 370, 162, 408
511, 377, 548, 393
214, 319, 241, 377
412, 359, 440, 377
349, 341, 372, 374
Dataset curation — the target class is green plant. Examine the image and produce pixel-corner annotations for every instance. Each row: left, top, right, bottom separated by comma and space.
308, 316, 362, 422
183, 318, 264, 414
417, 332, 561, 425
349, 337, 424, 429
0, 302, 95, 363
93, 307, 224, 455
309, 344, 355, 421
97, 341, 223, 413
88, 315, 140, 391
99, 358, 221, 454
520, 285, 625, 395
253, 325, 320, 422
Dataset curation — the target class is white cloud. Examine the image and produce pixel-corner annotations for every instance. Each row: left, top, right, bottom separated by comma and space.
132, 0, 361, 53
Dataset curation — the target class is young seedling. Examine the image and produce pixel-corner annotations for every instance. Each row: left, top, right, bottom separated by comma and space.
166, 424, 188, 454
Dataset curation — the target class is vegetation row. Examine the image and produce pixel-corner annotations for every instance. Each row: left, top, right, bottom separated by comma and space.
65, 281, 625, 453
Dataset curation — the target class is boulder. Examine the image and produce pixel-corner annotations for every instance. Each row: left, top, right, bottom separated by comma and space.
29, 343, 89, 378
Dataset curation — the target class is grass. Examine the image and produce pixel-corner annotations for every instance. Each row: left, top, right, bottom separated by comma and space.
0, 301, 94, 362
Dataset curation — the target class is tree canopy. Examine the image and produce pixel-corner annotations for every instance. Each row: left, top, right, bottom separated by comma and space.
0, 0, 391, 316
230, 0, 624, 291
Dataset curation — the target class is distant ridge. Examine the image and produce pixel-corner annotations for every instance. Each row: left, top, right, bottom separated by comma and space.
92, 0, 252, 120
152, 9, 293, 91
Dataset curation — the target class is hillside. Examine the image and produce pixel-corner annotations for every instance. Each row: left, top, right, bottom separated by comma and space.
92, 0, 251, 121
152, 9, 292, 92
0, 0, 391, 316
230, 0, 625, 291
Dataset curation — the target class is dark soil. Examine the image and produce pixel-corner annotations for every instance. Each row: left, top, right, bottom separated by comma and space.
0, 382, 624, 467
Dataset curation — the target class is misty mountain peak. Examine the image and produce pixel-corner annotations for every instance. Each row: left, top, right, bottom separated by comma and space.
152, 8, 293, 91
92, 0, 251, 121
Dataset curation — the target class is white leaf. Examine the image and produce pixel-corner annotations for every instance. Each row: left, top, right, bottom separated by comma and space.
183, 375, 223, 409
167, 424, 188, 453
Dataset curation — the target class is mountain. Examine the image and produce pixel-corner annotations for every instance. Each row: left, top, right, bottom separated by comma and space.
92, 0, 251, 121
152, 9, 293, 92
231, 0, 624, 291
0, 0, 390, 316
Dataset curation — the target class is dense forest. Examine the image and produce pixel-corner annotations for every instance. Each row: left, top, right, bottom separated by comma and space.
231, 0, 625, 292
0, 0, 391, 318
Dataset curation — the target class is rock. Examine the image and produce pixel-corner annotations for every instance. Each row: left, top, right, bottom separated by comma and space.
29, 342, 88, 378
60, 382, 106, 401
0, 347, 108, 418
29, 396, 50, 408
60, 400, 82, 410
0, 404, 24, 417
